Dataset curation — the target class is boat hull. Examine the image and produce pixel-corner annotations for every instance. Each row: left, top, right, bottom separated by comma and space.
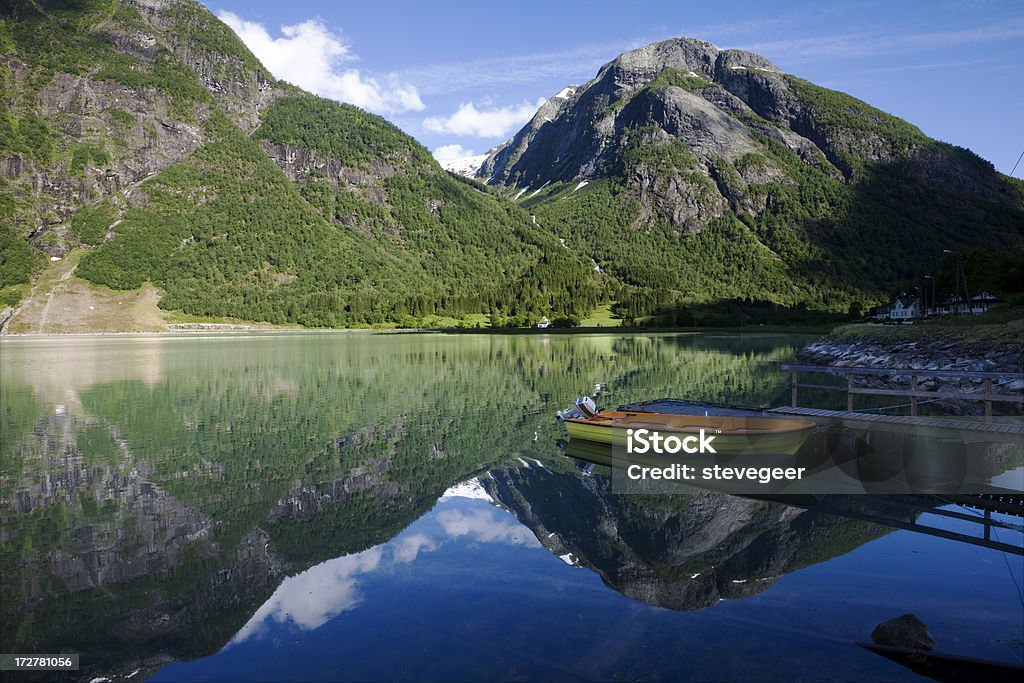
564, 411, 815, 455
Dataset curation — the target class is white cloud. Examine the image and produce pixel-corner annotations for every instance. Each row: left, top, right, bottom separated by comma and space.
227, 501, 539, 646
423, 99, 545, 139
228, 530, 439, 645
217, 11, 424, 115
391, 533, 438, 564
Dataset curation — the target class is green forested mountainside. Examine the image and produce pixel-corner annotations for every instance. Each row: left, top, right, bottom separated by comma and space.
1, 0, 213, 111
487, 42, 1024, 322
2, 6, 1022, 329
255, 95, 436, 169
73, 105, 599, 325
521, 124, 1024, 321
250, 95, 601, 322
0, 0, 598, 327
74, 116, 421, 326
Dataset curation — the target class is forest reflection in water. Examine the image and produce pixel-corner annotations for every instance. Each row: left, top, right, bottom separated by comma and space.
1, 332, 1021, 682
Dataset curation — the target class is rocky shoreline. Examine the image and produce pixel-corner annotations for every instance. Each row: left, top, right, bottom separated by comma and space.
797, 326, 1023, 416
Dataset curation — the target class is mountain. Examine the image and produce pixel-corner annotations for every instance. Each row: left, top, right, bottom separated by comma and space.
0, 0, 598, 331
480, 38, 1024, 321
3, 10, 1021, 332
480, 462, 888, 612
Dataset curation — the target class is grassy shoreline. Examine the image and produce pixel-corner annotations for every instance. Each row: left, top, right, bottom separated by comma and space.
822, 321, 1022, 345
1, 323, 837, 338
10, 314, 1019, 341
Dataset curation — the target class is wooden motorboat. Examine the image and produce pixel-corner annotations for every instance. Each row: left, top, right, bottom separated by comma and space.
563, 407, 815, 455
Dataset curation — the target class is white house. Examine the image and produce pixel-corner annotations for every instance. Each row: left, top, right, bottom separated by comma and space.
936, 295, 967, 316
875, 296, 922, 321
536, 316, 551, 329
930, 291, 1004, 317
968, 291, 1005, 314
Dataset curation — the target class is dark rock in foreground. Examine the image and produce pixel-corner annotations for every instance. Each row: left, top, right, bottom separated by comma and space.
871, 613, 936, 651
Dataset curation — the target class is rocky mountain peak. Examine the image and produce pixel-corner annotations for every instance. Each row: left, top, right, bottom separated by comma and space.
476, 36, 1021, 315
593, 38, 779, 93
477, 37, 795, 190
598, 37, 722, 90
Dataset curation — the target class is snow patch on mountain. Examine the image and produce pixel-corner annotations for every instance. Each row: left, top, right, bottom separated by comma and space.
440, 478, 494, 503
433, 144, 488, 177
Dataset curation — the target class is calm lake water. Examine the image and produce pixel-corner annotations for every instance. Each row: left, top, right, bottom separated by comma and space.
1, 332, 1021, 682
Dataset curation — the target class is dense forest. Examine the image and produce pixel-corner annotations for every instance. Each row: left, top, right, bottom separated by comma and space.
69, 100, 603, 326
0, 0, 605, 327
2, 3, 1022, 329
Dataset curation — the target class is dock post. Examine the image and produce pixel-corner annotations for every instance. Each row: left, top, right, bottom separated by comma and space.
984, 379, 993, 422
791, 371, 798, 407
847, 374, 854, 411
910, 376, 918, 416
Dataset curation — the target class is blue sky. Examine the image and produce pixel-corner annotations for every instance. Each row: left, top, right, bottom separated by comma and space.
207, 0, 1023, 176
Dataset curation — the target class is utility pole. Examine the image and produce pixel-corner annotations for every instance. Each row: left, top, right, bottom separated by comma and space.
943, 249, 960, 319
924, 275, 935, 317
942, 249, 974, 319
960, 253, 972, 318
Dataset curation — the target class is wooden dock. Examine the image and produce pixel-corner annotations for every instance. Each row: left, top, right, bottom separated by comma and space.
781, 363, 1023, 419
768, 406, 1024, 443
799, 494, 1024, 555
621, 397, 1023, 443
616, 395, 1023, 550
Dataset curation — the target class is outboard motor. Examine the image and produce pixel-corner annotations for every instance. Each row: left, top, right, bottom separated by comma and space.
556, 396, 601, 421
575, 396, 599, 418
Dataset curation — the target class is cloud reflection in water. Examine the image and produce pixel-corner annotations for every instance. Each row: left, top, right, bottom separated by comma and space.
229, 489, 538, 645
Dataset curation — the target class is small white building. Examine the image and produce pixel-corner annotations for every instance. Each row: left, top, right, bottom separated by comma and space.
936, 295, 967, 316
968, 291, 1005, 314
536, 316, 551, 329
930, 292, 1004, 317
874, 296, 922, 321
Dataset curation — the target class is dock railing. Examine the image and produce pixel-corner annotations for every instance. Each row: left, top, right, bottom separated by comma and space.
781, 364, 1024, 420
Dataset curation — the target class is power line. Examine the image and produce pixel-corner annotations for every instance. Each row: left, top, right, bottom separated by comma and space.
1010, 148, 1024, 178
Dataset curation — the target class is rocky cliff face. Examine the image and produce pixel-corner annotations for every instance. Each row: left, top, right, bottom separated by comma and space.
480, 37, 1017, 224
8, 73, 209, 256
1, 0, 279, 255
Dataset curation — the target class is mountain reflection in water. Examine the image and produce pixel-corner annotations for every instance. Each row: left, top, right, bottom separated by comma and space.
1, 333, 1020, 682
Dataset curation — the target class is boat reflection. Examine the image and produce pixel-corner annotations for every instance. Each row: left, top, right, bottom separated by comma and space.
558, 405, 1024, 496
